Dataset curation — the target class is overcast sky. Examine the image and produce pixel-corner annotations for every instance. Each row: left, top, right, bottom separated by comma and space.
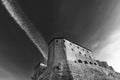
0, 0, 120, 80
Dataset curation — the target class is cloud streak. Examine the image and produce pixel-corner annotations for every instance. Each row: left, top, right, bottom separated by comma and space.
92, 0, 120, 72
0, 62, 30, 80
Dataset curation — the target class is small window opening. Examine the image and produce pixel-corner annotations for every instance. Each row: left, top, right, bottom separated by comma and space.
94, 63, 97, 65
56, 40, 58, 42
84, 61, 88, 64
78, 59, 82, 63
89, 62, 93, 65
74, 61, 77, 63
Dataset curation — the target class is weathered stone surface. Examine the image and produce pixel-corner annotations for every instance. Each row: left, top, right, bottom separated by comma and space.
32, 63, 47, 80
32, 38, 120, 80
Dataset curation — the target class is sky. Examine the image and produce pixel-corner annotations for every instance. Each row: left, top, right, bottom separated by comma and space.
0, 0, 120, 80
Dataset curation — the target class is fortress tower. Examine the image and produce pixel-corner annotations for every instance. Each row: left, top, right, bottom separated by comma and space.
32, 38, 120, 80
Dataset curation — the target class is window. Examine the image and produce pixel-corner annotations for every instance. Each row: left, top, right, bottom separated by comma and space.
74, 61, 77, 63
56, 40, 58, 42
78, 59, 82, 63
94, 63, 97, 65
84, 61, 88, 64
89, 62, 93, 65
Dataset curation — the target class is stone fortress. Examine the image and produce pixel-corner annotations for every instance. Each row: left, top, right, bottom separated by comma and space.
32, 38, 120, 80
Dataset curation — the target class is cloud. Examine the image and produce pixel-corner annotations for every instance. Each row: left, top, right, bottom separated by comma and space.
0, 67, 16, 80
95, 30, 120, 72
90, 0, 120, 73
0, 66, 29, 80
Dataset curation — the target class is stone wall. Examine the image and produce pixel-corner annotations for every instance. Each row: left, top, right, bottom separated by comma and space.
63, 39, 98, 67
31, 38, 120, 80
32, 63, 47, 80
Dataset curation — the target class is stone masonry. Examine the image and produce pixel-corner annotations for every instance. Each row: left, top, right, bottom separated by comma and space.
31, 38, 120, 80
